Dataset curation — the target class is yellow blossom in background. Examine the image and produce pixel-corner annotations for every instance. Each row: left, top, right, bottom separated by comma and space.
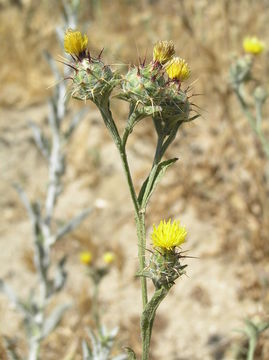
103, 252, 115, 264
80, 251, 92, 265
243, 36, 265, 55
64, 29, 88, 56
153, 40, 175, 65
151, 219, 187, 250
166, 57, 190, 81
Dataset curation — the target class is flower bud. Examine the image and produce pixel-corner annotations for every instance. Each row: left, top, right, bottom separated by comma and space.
120, 65, 165, 108
243, 36, 265, 55
153, 40, 175, 65
64, 29, 88, 59
80, 251, 92, 266
165, 57, 190, 82
230, 55, 253, 86
153, 86, 190, 134
103, 251, 115, 265
254, 86, 268, 105
71, 58, 118, 103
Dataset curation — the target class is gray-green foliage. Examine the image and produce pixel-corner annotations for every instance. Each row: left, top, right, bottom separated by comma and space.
0, 1, 90, 359
82, 327, 127, 360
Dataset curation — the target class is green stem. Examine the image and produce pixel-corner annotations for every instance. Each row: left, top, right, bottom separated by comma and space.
93, 281, 100, 330
247, 337, 257, 360
119, 142, 148, 308
153, 135, 164, 165
135, 212, 148, 308
235, 87, 269, 158
141, 287, 169, 360
28, 338, 40, 360
119, 140, 148, 307
97, 102, 148, 309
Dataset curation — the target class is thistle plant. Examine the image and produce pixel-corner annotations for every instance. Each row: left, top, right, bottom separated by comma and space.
230, 36, 269, 359
80, 251, 127, 360
230, 36, 269, 158
64, 33, 198, 359
0, 2, 91, 359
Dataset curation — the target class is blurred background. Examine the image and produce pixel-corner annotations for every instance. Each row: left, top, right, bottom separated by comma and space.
1, 0, 269, 359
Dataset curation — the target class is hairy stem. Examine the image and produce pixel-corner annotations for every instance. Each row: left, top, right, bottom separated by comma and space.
98, 102, 148, 309
28, 339, 40, 360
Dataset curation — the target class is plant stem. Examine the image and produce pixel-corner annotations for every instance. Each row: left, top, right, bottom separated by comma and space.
135, 212, 148, 308
98, 103, 148, 309
28, 339, 40, 360
141, 287, 169, 360
235, 87, 269, 158
119, 143, 148, 308
93, 281, 100, 330
247, 337, 257, 360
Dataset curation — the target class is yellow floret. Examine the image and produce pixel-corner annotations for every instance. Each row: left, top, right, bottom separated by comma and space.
243, 36, 265, 55
80, 251, 92, 265
151, 219, 187, 250
103, 252, 115, 265
166, 57, 190, 81
64, 29, 88, 56
153, 40, 175, 65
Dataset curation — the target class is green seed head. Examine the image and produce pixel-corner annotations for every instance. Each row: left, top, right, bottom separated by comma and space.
119, 64, 166, 107
71, 58, 118, 103
153, 85, 190, 135
230, 55, 253, 87
141, 249, 187, 289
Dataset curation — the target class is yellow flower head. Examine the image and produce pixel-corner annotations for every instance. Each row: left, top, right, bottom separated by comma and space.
80, 251, 92, 265
103, 251, 115, 265
166, 57, 190, 82
151, 219, 187, 250
243, 36, 265, 55
64, 29, 88, 57
153, 40, 175, 65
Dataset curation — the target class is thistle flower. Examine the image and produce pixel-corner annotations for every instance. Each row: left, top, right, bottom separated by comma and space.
103, 252, 115, 265
151, 219, 187, 251
119, 65, 166, 110
64, 29, 88, 57
166, 57, 190, 82
71, 58, 118, 103
153, 40, 175, 65
141, 219, 188, 288
243, 36, 265, 55
80, 251, 92, 265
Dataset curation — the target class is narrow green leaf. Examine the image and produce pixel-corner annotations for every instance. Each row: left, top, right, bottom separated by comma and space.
138, 158, 178, 207
82, 340, 92, 360
125, 347, 136, 360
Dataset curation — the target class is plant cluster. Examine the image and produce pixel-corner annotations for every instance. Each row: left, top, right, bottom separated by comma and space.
64, 30, 198, 360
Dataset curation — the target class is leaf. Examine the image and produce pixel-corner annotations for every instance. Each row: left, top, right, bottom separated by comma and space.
141, 287, 169, 356
0, 279, 30, 318
41, 303, 71, 338
82, 340, 92, 360
52, 256, 67, 293
138, 158, 178, 207
124, 347, 136, 360
184, 114, 200, 122
54, 207, 92, 244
